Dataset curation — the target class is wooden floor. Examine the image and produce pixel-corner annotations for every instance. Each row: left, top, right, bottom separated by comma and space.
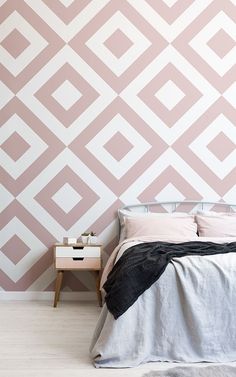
0, 301, 235, 377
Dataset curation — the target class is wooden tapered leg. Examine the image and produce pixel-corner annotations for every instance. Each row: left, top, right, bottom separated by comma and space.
93, 271, 102, 307
53, 270, 64, 308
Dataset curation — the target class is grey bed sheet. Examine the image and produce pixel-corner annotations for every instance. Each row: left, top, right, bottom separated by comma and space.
90, 240, 236, 368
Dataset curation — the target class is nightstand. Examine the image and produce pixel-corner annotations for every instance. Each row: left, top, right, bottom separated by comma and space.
53, 243, 102, 308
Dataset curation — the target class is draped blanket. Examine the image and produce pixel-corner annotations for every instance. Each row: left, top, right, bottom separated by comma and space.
104, 241, 236, 319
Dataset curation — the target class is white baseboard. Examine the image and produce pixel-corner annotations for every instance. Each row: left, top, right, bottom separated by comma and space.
0, 291, 97, 301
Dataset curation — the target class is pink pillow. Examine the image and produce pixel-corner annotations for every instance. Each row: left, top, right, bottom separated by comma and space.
196, 214, 236, 237
118, 209, 192, 242
125, 215, 197, 239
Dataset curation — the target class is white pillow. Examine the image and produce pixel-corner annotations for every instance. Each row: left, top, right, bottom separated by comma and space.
124, 214, 198, 240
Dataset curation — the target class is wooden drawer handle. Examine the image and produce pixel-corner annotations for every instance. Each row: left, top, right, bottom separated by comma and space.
73, 246, 84, 250
72, 257, 84, 261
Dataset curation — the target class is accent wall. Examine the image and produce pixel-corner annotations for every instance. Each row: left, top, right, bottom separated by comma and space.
0, 0, 236, 293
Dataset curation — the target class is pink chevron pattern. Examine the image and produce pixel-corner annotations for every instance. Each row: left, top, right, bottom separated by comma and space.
0, 0, 236, 293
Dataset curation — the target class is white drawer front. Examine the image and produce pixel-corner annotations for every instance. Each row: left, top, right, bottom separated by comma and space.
55, 246, 100, 258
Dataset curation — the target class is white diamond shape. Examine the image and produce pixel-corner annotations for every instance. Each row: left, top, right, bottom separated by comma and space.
223, 82, 236, 108
0, 217, 45, 282
120, 45, 219, 145
0, 81, 14, 110
0, 184, 14, 212
59, 0, 74, 7
223, 185, 236, 204
26, 264, 55, 292
86, 11, 151, 76
155, 183, 185, 212
52, 183, 82, 213
189, 114, 236, 179
86, 114, 151, 179
0, 114, 48, 179
17, 45, 116, 145
155, 80, 185, 110
52, 80, 82, 110
189, 12, 236, 77
0, 11, 48, 77
155, 183, 185, 202
162, 0, 179, 7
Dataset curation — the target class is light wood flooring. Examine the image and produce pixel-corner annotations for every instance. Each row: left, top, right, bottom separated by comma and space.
0, 300, 235, 377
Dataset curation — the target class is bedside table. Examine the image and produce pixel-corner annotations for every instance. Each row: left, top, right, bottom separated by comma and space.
53, 243, 102, 308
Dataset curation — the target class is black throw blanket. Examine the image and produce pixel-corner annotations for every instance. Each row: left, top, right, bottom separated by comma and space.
103, 241, 236, 319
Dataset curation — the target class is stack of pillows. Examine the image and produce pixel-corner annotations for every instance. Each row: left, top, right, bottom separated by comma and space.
118, 209, 236, 242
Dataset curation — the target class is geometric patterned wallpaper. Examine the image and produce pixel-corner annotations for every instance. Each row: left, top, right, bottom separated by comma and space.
0, 0, 236, 293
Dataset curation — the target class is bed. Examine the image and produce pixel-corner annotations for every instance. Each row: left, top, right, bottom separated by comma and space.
90, 201, 236, 368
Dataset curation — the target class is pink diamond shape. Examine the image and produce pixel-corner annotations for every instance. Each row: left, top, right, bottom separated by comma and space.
2, 235, 30, 265
1, 29, 30, 58
69, 1, 167, 94
1, 132, 30, 161
69, 98, 168, 196
104, 29, 133, 59
0, 1, 64, 94
207, 29, 235, 59
35, 63, 99, 127
207, 132, 235, 161
104, 132, 133, 161
35, 166, 99, 230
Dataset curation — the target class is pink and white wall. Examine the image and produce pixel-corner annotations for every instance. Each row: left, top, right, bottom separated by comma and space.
1, 0, 236, 296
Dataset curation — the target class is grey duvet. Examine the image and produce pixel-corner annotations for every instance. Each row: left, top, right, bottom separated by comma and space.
90, 237, 236, 368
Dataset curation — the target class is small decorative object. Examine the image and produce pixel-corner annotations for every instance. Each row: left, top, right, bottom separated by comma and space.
89, 231, 98, 244
80, 231, 98, 244
63, 237, 77, 244
81, 232, 90, 244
